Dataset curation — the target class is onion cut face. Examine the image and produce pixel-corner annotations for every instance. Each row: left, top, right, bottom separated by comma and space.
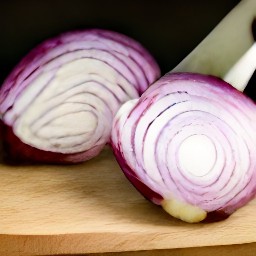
0, 29, 160, 163
111, 72, 256, 223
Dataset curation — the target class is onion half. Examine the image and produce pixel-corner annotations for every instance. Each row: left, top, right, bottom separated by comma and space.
111, 72, 256, 223
0, 29, 160, 163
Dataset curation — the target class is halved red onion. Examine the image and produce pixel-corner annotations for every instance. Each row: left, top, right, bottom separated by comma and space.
111, 72, 256, 223
0, 29, 160, 163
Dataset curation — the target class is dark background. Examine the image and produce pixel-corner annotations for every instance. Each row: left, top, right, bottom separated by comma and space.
0, 0, 240, 84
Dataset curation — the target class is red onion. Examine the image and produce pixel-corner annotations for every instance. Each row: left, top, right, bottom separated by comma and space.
0, 29, 160, 163
111, 72, 256, 223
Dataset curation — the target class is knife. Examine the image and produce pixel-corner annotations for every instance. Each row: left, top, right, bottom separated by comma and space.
172, 0, 256, 92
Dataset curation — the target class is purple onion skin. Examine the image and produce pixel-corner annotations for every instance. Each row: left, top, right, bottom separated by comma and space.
1, 122, 101, 164
111, 141, 163, 205
111, 72, 256, 223
112, 140, 229, 222
0, 29, 160, 164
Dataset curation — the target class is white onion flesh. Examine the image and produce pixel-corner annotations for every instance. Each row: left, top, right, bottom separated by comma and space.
111, 72, 256, 223
0, 29, 160, 163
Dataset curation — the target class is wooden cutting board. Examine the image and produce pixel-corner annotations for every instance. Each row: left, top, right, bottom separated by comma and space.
1, 147, 256, 255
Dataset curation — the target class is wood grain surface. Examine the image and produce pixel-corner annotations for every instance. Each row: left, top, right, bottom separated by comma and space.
0, 148, 256, 255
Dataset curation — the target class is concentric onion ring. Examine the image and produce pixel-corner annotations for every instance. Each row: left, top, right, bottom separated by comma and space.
111, 72, 256, 223
0, 29, 160, 163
